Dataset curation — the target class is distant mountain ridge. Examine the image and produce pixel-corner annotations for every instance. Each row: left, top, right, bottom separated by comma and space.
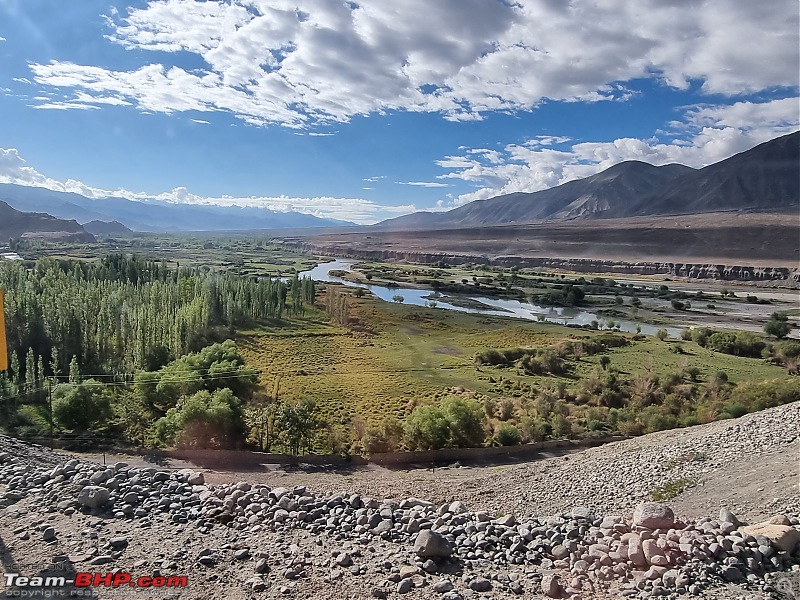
83, 220, 133, 235
0, 184, 353, 232
0, 200, 95, 242
379, 131, 799, 230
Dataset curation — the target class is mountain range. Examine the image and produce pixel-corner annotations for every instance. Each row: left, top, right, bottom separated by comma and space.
0, 184, 351, 232
0, 200, 95, 242
379, 131, 799, 229
0, 131, 796, 237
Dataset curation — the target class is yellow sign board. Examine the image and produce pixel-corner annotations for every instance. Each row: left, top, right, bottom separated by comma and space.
0, 289, 6, 371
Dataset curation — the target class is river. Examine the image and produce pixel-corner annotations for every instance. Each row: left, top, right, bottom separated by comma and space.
298, 259, 682, 337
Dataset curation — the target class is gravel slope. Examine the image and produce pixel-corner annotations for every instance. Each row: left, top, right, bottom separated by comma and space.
0, 402, 798, 600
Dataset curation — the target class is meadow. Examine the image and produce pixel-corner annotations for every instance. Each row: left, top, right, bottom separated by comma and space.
237, 285, 792, 441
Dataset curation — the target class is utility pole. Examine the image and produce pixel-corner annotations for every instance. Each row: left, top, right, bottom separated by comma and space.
48, 378, 53, 449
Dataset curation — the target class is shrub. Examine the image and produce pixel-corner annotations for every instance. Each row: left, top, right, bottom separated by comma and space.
691, 328, 714, 346
706, 331, 765, 358
729, 379, 800, 412
765, 312, 791, 339
656, 329, 668, 341
776, 340, 800, 360
720, 402, 748, 419
551, 413, 572, 438
52, 380, 113, 431
498, 397, 516, 421
404, 405, 450, 450
496, 424, 522, 446
441, 396, 486, 448
361, 417, 404, 454
519, 416, 550, 442
149, 388, 245, 449
405, 397, 487, 450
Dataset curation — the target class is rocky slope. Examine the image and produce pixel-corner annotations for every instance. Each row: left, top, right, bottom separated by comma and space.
1, 402, 798, 599
0, 200, 95, 242
379, 131, 799, 229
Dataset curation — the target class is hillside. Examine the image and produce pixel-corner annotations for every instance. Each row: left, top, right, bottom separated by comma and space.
83, 220, 133, 235
379, 131, 799, 230
0, 200, 95, 242
616, 130, 800, 217
0, 401, 798, 599
0, 184, 352, 232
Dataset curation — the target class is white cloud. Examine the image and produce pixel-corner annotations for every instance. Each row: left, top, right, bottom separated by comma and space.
191, 118, 210, 124
33, 102, 101, 111
24, 0, 798, 126
438, 97, 800, 205
0, 147, 411, 224
397, 181, 450, 188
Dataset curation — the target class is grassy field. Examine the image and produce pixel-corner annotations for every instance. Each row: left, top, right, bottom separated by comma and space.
12, 236, 317, 277
237, 289, 790, 429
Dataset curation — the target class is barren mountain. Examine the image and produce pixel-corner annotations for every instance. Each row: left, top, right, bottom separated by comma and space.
0, 184, 352, 232
0, 200, 95, 242
379, 131, 799, 230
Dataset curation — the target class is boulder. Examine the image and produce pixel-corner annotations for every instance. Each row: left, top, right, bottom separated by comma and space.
633, 503, 675, 530
179, 470, 205, 486
627, 534, 647, 567
541, 574, 561, 598
741, 521, 800, 552
77, 486, 110, 508
413, 530, 453, 558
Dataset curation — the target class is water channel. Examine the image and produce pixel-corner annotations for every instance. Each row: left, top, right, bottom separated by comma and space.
299, 259, 682, 337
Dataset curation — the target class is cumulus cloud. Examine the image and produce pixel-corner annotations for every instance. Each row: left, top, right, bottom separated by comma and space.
24, 0, 798, 127
0, 147, 409, 224
439, 97, 800, 205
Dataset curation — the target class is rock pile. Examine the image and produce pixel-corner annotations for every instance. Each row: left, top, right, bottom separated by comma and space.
1, 440, 799, 599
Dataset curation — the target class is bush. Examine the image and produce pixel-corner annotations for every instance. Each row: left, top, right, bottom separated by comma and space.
498, 397, 516, 421
520, 417, 550, 442
776, 340, 800, 360
691, 327, 715, 347
706, 331, 765, 358
360, 417, 403, 454
729, 379, 800, 412
404, 405, 450, 450
496, 424, 522, 446
149, 388, 245, 449
720, 402, 748, 419
404, 397, 487, 450
52, 380, 113, 431
765, 313, 791, 339
656, 329, 668, 341
551, 413, 572, 438
440, 397, 486, 448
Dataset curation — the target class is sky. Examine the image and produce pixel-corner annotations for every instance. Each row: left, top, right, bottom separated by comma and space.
0, 0, 797, 225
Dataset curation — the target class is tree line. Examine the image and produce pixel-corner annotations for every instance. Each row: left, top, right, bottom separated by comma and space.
0, 255, 314, 385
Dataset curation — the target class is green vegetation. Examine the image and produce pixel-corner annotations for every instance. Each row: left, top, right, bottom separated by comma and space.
404, 396, 485, 450
2, 241, 797, 458
649, 477, 699, 501
765, 312, 792, 339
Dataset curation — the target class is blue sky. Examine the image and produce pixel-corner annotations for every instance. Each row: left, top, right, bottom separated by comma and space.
0, 0, 797, 224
